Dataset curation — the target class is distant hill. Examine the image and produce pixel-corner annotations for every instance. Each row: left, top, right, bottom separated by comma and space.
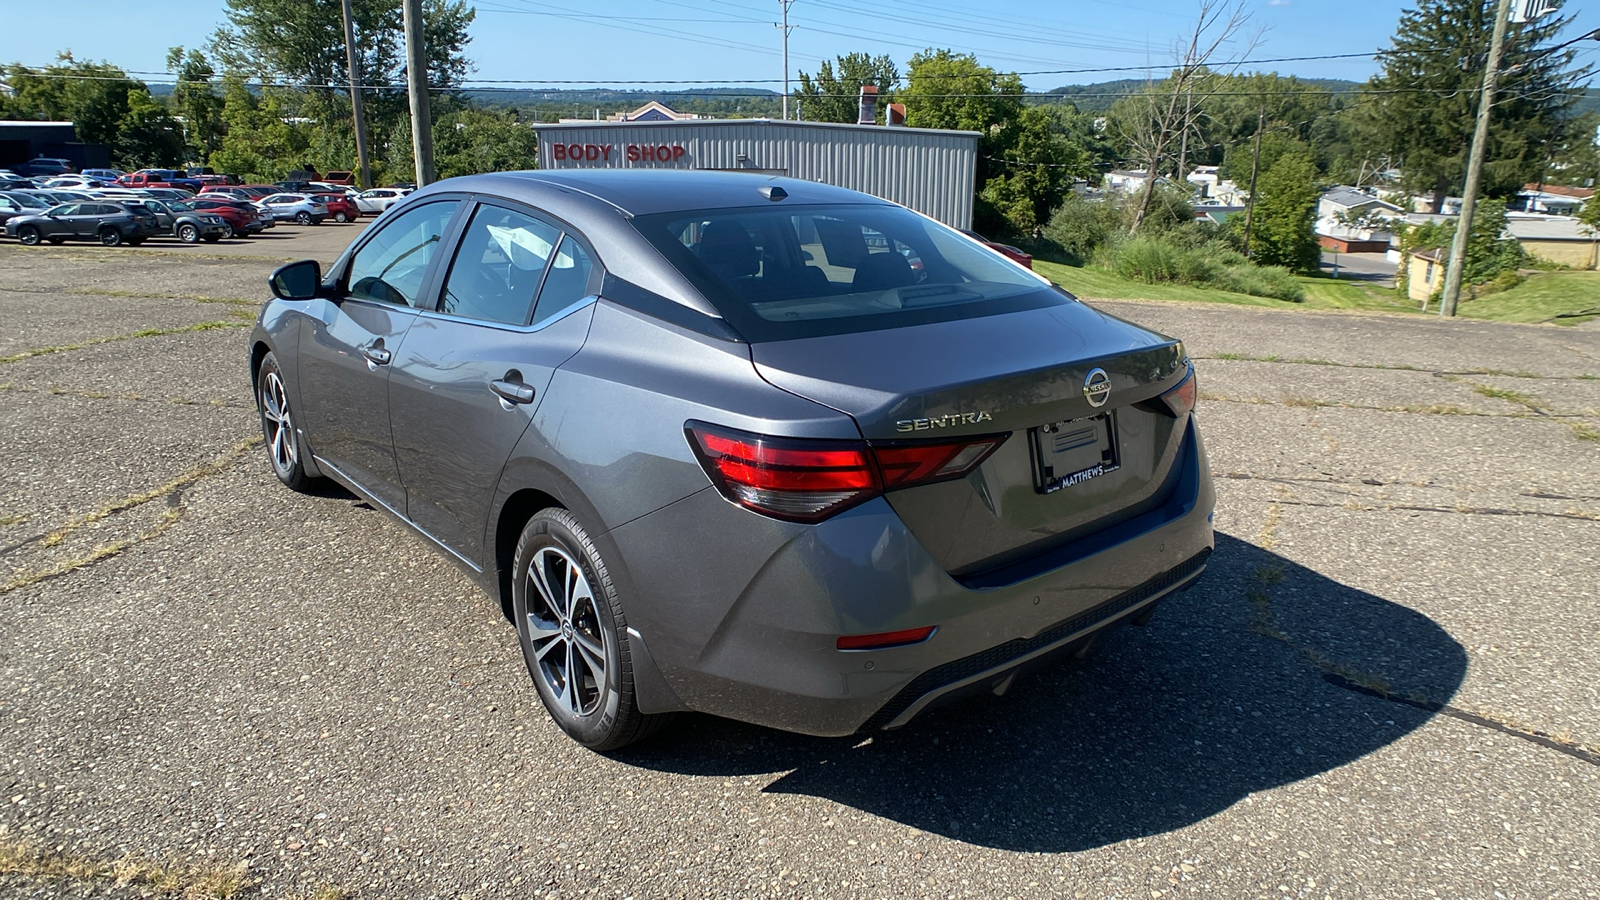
1036, 77, 1362, 112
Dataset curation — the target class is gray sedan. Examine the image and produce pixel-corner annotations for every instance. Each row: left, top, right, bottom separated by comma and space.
249, 171, 1213, 750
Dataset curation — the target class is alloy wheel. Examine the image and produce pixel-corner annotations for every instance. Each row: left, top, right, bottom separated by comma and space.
524, 546, 610, 717
259, 370, 297, 476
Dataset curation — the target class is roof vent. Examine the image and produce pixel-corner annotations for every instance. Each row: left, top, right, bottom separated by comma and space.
759, 185, 788, 201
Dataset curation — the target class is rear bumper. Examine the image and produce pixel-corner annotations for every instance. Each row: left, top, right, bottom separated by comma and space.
607, 419, 1215, 736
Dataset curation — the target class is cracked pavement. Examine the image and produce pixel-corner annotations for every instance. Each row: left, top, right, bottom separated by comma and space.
1, 238, 1597, 899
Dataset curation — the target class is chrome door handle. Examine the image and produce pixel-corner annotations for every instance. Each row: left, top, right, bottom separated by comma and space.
360, 344, 392, 366
489, 379, 535, 405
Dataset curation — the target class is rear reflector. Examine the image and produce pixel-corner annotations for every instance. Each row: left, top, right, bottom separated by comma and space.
686, 422, 1007, 523
836, 626, 936, 650
1160, 365, 1197, 417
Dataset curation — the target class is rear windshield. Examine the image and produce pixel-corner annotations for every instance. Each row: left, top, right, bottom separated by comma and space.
631, 204, 1066, 342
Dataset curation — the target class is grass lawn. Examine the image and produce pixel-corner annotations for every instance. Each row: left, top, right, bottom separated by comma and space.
1455, 271, 1600, 326
1034, 260, 1413, 314
1035, 259, 1600, 325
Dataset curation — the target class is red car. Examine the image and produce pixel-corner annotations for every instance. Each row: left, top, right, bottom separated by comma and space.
313, 192, 359, 223
960, 229, 1034, 269
190, 197, 269, 237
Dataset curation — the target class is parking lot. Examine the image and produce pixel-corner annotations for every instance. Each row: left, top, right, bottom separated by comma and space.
1, 229, 1597, 899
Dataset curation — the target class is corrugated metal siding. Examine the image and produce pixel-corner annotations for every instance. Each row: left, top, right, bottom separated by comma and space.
534, 120, 977, 228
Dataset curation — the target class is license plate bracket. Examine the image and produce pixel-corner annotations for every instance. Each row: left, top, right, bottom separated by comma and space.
1030, 412, 1119, 494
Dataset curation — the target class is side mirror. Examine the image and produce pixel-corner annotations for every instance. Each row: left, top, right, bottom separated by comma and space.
270, 259, 323, 301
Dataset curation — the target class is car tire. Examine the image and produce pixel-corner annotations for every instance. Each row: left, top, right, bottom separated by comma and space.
17, 225, 41, 246
295, 211, 313, 225
512, 509, 671, 751
177, 223, 200, 243
334, 211, 349, 223
220, 223, 234, 240
256, 351, 320, 492
99, 228, 122, 247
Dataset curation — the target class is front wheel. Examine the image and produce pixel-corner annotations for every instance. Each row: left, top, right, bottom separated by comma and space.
17, 225, 41, 246
177, 223, 200, 243
220, 223, 234, 240
98, 228, 122, 247
295, 211, 313, 225
512, 509, 670, 751
256, 351, 320, 492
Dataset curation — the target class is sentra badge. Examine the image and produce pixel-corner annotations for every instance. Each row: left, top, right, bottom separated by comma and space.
895, 411, 993, 433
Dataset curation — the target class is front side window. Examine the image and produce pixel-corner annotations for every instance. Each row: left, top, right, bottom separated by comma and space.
346, 201, 458, 308
439, 205, 559, 326
49, 204, 79, 216
632, 204, 1056, 342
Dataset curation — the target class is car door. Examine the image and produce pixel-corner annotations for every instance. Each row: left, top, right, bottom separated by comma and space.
387, 201, 602, 561
45, 204, 83, 238
294, 198, 464, 513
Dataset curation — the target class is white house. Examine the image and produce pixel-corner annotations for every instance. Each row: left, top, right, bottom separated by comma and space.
1316, 186, 1403, 253
1515, 182, 1593, 215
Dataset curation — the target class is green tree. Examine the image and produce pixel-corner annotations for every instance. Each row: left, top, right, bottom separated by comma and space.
435, 108, 539, 178
793, 53, 898, 123
1246, 150, 1322, 273
1, 56, 144, 148
166, 47, 227, 163
903, 49, 1093, 235
116, 92, 188, 168
1355, 0, 1589, 212
1579, 192, 1600, 234
209, 75, 310, 182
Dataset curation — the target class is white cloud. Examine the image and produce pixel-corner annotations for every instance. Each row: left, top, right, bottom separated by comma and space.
1269, 0, 1290, 5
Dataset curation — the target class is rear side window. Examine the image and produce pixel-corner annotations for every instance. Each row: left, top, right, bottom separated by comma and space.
531, 237, 596, 328
346, 201, 458, 308
439, 205, 559, 326
632, 204, 1059, 342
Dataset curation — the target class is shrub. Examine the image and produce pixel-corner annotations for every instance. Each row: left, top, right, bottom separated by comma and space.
1099, 234, 1305, 302
1042, 193, 1123, 263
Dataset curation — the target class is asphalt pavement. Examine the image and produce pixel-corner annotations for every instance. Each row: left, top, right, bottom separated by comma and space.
1, 232, 1596, 900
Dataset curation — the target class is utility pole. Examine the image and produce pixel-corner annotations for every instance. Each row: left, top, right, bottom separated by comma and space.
1241, 107, 1265, 259
1439, 0, 1515, 317
340, 0, 371, 190
402, 0, 435, 186
1177, 84, 1193, 184
777, 0, 794, 120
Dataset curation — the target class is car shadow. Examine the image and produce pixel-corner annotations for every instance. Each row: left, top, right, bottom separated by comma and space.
613, 532, 1467, 851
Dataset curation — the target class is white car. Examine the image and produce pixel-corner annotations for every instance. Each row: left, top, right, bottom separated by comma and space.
354, 188, 409, 215
44, 176, 103, 191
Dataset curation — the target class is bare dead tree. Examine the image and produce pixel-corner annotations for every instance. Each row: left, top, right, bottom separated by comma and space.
1122, 0, 1259, 234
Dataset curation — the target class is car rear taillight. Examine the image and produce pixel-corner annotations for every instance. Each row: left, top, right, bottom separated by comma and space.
836, 626, 936, 651
686, 422, 1006, 523
1160, 365, 1197, 417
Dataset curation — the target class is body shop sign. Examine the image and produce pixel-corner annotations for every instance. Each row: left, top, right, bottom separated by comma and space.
549, 143, 688, 164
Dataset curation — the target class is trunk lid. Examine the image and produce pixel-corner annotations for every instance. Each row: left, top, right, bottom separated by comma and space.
750, 301, 1192, 579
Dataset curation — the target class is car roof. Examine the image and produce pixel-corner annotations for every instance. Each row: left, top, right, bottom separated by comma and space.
414, 170, 890, 219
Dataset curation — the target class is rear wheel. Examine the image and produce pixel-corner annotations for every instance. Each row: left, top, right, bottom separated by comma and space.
98, 228, 122, 247
512, 509, 669, 751
295, 211, 313, 225
17, 225, 41, 246
256, 351, 319, 492
333, 211, 350, 223
177, 223, 200, 243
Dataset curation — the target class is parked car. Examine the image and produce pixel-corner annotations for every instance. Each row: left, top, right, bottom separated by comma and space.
12, 157, 76, 177
0, 172, 33, 190
117, 169, 203, 193
312, 192, 359, 222
81, 168, 126, 184
123, 199, 230, 243
257, 193, 328, 225
191, 197, 270, 237
5, 200, 161, 246
139, 187, 198, 201
43, 175, 103, 191
0, 192, 40, 226
16, 189, 93, 205
0, 190, 51, 210
353, 187, 408, 215
959, 229, 1034, 269
232, 185, 279, 199
250, 171, 1212, 750
273, 180, 325, 194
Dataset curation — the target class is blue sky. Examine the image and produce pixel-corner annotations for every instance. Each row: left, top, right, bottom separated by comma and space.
2, 0, 1594, 90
